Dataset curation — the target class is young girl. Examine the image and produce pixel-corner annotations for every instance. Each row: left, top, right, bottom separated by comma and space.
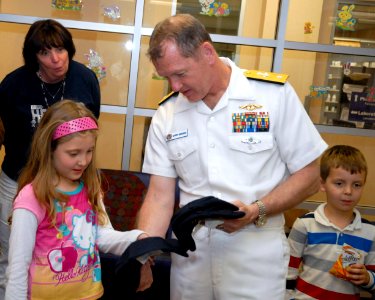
5, 100, 150, 299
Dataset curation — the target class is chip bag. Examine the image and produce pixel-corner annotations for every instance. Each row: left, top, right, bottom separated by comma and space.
329, 244, 362, 280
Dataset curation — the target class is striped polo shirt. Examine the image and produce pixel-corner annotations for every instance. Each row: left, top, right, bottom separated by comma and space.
287, 203, 375, 299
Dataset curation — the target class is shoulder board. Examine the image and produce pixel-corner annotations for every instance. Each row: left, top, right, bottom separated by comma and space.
243, 70, 289, 85
158, 91, 179, 106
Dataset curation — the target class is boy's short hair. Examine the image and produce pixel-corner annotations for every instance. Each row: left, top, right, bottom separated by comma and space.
320, 145, 367, 182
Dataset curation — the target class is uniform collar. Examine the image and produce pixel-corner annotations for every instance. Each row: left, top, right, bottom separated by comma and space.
315, 203, 362, 231
174, 58, 255, 114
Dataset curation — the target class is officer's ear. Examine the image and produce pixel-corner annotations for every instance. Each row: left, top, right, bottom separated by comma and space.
200, 42, 216, 64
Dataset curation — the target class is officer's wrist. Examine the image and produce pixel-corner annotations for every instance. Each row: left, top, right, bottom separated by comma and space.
254, 200, 267, 227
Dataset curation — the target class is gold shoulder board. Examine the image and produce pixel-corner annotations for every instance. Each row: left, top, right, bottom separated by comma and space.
158, 91, 179, 106
243, 70, 289, 85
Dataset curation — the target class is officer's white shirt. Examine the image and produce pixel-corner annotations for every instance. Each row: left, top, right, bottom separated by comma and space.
143, 58, 327, 208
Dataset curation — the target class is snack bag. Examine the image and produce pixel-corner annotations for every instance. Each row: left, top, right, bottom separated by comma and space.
330, 244, 362, 280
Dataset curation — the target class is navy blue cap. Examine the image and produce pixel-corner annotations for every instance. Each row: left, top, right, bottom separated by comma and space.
171, 196, 245, 251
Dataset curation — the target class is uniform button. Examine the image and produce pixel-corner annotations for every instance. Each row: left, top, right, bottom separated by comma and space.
177, 152, 182, 158
210, 143, 215, 148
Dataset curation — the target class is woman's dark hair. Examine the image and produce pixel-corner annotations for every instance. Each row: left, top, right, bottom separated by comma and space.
22, 19, 76, 71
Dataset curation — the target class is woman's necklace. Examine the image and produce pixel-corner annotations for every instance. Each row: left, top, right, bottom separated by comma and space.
37, 71, 66, 107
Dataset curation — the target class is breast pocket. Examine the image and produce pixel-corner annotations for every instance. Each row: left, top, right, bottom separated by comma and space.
167, 137, 203, 186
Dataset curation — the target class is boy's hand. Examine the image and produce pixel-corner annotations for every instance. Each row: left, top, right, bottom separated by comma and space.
347, 264, 370, 286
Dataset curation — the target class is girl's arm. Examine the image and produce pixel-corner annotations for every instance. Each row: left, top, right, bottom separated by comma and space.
97, 223, 145, 255
6, 208, 37, 300
97, 199, 145, 256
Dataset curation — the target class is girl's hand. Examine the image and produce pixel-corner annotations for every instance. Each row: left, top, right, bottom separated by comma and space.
136, 259, 153, 292
347, 264, 370, 286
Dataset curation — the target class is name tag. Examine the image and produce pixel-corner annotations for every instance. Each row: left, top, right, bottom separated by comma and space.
166, 129, 188, 142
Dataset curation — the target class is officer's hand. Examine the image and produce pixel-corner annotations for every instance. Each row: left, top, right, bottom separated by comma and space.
218, 200, 258, 233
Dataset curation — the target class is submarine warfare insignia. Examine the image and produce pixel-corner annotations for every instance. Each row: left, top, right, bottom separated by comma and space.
239, 104, 263, 111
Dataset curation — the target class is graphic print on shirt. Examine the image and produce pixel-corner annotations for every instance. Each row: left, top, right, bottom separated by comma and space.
45, 208, 101, 285
54, 200, 72, 238
30, 104, 47, 128
48, 243, 78, 273
71, 210, 101, 282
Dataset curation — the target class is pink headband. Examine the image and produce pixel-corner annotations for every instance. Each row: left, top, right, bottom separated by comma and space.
53, 117, 98, 140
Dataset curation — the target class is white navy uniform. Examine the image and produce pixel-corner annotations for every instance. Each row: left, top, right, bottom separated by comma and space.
143, 58, 327, 300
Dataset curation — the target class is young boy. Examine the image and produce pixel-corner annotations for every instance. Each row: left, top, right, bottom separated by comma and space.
286, 145, 375, 299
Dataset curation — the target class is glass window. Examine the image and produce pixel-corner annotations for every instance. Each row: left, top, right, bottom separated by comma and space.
97, 112, 126, 170
282, 48, 375, 210
129, 116, 151, 171
287, 0, 375, 48
283, 50, 375, 129
282, 48, 375, 208
143, 0, 279, 39
334, 1, 375, 48
135, 37, 168, 109
71, 29, 133, 106
0, 22, 28, 81
0, 0, 136, 25
136, 37, 274, 109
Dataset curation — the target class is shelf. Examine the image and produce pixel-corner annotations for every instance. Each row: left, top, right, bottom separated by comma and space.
324, 110, 339, 115
346, 73, 372, 81
315, 124, 375, 137
343, 83, 366, 93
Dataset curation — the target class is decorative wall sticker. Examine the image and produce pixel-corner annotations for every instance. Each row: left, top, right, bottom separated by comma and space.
336, 4, 356, 31
309, 85, 330, 97
85, 49, 107, 81
343, 62, 351, 76
51, 0, 83, 10
199, 0, 231, 16
304, 22, 314, 34
103, 5, 121, 21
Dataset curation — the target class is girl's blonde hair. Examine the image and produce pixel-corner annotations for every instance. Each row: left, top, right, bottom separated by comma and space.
17, 99, 106, 225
